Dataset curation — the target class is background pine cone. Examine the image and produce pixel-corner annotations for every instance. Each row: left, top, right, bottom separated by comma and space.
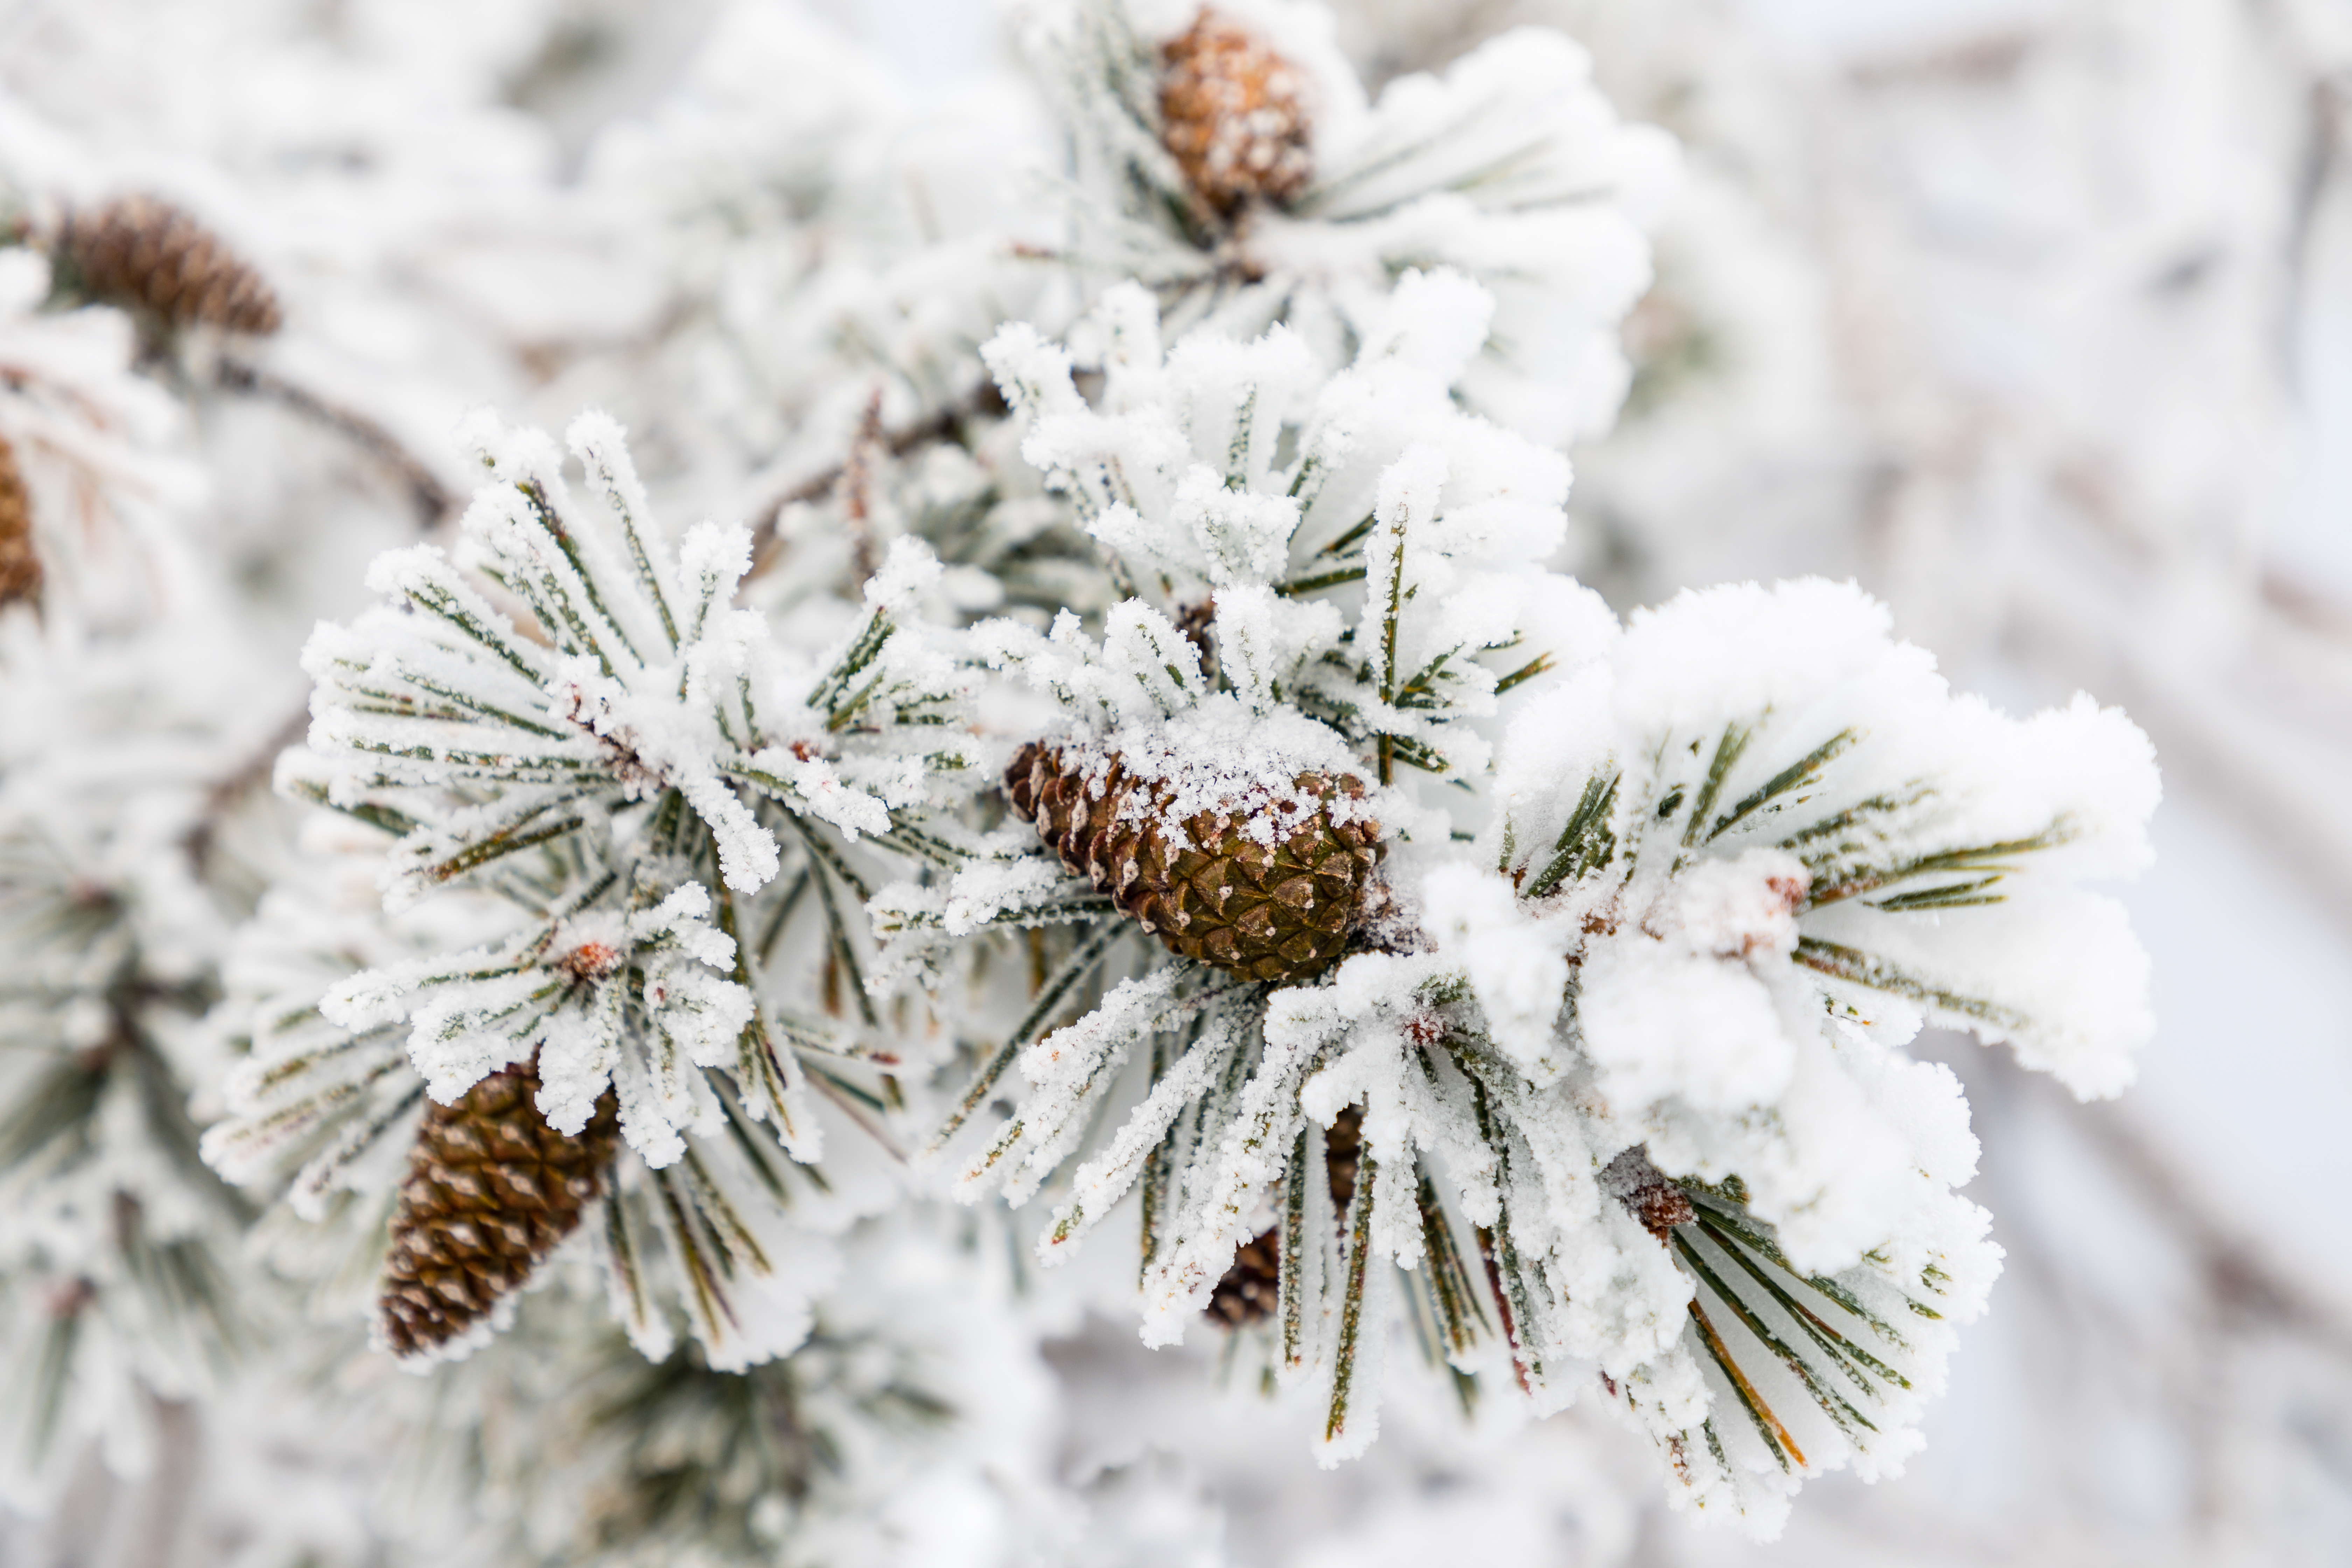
55, 194, 282, 336
1158, 10, 1313, 220
0, 435, 36, 609
379, 1055, 619, 1359
1208, 1106, 1363, 1328
1006, 741, 1380, 985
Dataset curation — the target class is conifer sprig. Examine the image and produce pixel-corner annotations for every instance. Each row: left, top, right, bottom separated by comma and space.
0, 819, 255, 1497
907, 281, 2158, 1528
1023, 0, 1675, 444
214, 412, 977, 1365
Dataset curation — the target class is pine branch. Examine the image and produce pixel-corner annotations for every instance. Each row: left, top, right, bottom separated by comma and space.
215, 357, 454, 526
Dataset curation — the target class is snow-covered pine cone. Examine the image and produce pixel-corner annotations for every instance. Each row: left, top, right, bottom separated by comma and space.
1006, 741, 1380, 985
1207, 1105, 1362, 1327
379, 1055, 618, 1359
1158, 9, 1312, 220
55, 194, 282, 336
0, 434, 35, 609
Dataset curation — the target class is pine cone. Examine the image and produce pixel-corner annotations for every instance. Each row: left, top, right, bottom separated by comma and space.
0, 435, 36, 610
1006, 741, 1380, 985
379, 1055, 618, 1359
1158, 10, 1313, 220
1206, 1229, 1281, 1327
1208, 1106, 1363, 1327
1323, 1101, 1363, 1213
54, 194, 282, 336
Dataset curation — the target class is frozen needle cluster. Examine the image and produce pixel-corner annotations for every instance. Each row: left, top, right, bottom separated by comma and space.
211, 411, 969, 1367
899, 276, 2158, 1532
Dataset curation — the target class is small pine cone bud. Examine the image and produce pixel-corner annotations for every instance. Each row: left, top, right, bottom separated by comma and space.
1158, 10, 1312, 220
1601, 1147, 1696, 1241
1629, 1181, 1695, 1240
55, 194, 282, 336
1208, 1106, 1365, 1328
0, 435, 36, 610
379, 1055, 618, 1359
1006, 741, 1380, 985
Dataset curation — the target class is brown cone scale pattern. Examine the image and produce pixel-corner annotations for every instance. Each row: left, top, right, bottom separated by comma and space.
379, 1055, 618, 1358
1006, 741, 1380, 985
1208, 1106, 1364, 1328
1158, 10, 1312, 220
0, 435, 36, 610
55, 194, 282, 336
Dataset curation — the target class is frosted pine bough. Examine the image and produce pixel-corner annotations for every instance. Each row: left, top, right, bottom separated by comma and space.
899, 279, 2160, 1534
0, 639, 260, 1504
1023, 0, 1675, 444
0, 287, 266, 1503
209, 411, 971, 1367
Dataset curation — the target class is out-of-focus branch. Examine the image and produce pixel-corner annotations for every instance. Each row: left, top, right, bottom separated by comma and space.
2042, 1072, 2352, 1356
744, 380, 1006, 576
215, 356, 454, 527
182, 703, 309, 876
1844, 31, 2038, 90
2280, 71, 2342, 384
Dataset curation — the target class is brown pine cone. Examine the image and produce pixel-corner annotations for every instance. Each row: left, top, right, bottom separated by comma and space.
1208, 1106, 1364, 1328
0, 435, 36, 610
55, 194, 282, 336
1206, 1228, 1282, 1328
379, 1055, 619, 1359
1006, 741, 1380, 986
1158, 10, 1313, 221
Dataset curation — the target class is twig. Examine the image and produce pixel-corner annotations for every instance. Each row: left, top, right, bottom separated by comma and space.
215, 356, 453, 526
2045, 1073, 2352, 1355
743, 380, 1007, 575
183, 703, 310, 875
1845, 30, 2038, 90
840, 388, 887, 586
113, 1394, 199, 1568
